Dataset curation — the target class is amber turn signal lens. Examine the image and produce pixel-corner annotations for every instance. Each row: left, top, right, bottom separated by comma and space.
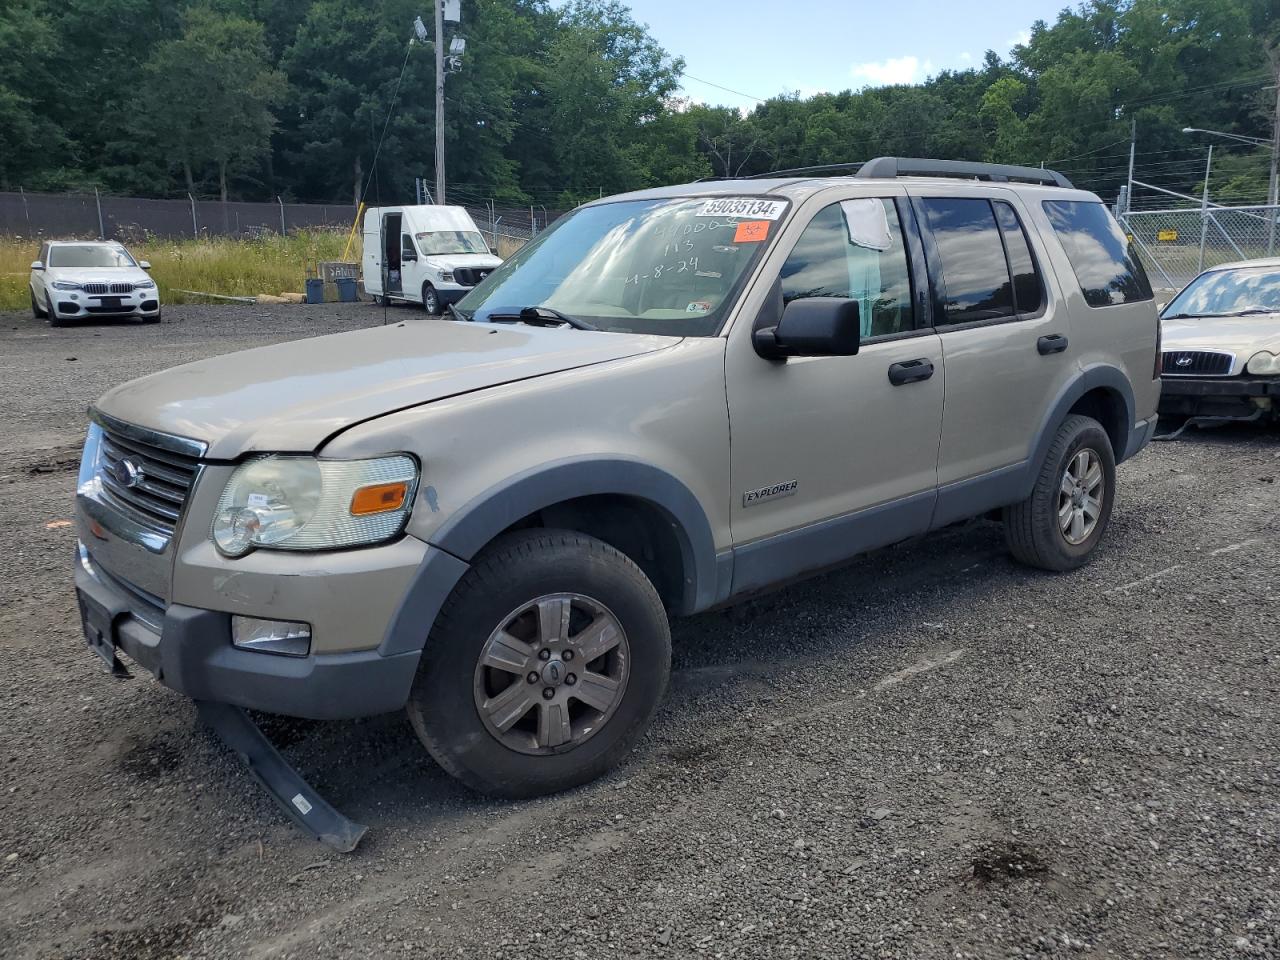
349, 481, 410, 515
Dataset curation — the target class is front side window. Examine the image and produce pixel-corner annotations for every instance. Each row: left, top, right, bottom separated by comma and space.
401, 234, 417, 259
1042, 200, 1152, 307
779, 198, 914, 338
48, 244, 136, 269
416, 231, 490, 256
1162, 266, 1280, 319
919, 198, 1015, 324
458, 197, 787, 336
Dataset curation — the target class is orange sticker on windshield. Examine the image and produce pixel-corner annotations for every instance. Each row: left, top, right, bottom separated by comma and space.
733, 220, 770, 243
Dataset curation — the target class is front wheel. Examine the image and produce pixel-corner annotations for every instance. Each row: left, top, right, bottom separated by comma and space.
1004, 414, 1116, 571
47, 294, 69, 327
421, 283, 440, 316
30, 290, 45, 319
406, 530, 671, 798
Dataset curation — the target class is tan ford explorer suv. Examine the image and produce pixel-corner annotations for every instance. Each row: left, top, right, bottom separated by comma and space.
75, 158, 1160, 818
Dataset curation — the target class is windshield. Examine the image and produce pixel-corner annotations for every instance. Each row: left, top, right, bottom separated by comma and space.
455, 196, 788, 336
1164, 266, 1280, 318
416, 231, 490, 256
48, 244, 136, 269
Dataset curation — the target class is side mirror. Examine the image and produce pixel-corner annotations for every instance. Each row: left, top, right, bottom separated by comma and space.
139, 260, 151, 270
754, 296, 861, 360
31, 260, 44, 271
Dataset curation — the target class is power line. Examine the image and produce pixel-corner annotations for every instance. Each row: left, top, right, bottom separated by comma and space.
681, 73, 766, 103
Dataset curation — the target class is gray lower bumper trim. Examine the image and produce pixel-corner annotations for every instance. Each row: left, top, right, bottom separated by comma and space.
196, 700, 367, 853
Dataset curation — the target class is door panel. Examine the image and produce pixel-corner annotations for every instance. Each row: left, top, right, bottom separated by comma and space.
726, 195, 943, 556
912, 192, 1076, 488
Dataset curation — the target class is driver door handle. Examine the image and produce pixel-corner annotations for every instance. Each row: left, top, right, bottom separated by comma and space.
888, 358, 935, 386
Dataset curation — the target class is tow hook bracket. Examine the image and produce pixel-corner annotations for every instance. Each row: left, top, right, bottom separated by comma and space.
196, 700, 367, 853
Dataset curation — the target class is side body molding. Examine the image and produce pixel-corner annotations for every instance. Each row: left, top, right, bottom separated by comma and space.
381, 457, 720, 656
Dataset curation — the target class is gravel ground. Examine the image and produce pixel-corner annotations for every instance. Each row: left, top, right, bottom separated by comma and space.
1, 303, 1278, 960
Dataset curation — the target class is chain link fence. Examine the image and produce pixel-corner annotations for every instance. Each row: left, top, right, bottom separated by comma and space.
0, 189, 560, 263
1121, 204, 1280, 289
0, 189, 361, 242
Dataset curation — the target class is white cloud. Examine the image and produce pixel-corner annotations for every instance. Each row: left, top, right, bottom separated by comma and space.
849, 55, 934, 88
959, 51, 973, 63
1009, 30, 1031, 49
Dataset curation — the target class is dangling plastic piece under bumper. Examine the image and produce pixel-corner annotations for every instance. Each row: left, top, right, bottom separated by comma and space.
196, 700, 368, 853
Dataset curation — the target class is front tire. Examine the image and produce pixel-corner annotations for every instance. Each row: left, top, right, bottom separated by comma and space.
406, 530, 671, 798
422, 282, 440, 316
1004, 414, 1116, 571
30, 290, 45, 319
47, 294, 69, 327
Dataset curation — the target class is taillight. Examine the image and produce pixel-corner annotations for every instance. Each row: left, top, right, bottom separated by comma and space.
1154, 315, 1163, 379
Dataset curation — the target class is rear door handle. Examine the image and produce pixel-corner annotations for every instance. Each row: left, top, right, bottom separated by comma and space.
887, 358, 935, 386
1037, 334, 1069, 355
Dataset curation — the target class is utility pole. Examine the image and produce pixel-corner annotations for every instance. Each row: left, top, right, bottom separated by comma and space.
434, 0, 446, 206
1125, 116, 1136, 216
1267, 46, 1278, 254
1198, 143, 1213, 273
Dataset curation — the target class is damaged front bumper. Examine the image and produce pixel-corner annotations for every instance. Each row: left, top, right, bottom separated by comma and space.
1157, 375, 1280, 419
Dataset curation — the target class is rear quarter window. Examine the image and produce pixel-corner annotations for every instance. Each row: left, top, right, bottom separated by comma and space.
1042, 200, 1152, 307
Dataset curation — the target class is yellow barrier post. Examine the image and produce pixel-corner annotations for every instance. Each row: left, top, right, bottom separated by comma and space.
342, 202, 366, 262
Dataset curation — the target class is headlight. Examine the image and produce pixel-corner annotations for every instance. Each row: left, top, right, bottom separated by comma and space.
134, 278, 156, 289
212, 455, 418, 557
440, 271, 454, 282
52, 280, 81, 290
1246, 351, 1280, 375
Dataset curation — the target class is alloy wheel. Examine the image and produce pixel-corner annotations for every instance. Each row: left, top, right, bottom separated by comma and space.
1059, 448, 1104, 545
473, 593, 630, 755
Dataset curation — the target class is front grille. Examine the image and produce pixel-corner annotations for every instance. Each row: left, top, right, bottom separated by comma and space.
82, 282, 108, 294
1162, 350, 1234, 376
452, 267, 492, 286
98, 428, 200, 534
109, 281, 134, 294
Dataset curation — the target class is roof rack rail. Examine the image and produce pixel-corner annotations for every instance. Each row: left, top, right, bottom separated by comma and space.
856, 156, 1073, 188
743, 162, 866, 180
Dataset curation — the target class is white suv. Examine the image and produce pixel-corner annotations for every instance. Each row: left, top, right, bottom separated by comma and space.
30, 241, 161, 326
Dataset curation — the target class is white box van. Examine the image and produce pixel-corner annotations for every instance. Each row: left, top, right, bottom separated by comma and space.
362, 205, 503, 314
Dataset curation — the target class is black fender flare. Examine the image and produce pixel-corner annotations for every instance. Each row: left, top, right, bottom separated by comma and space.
1026, 365, 1136, 493
380, 458, 718, 656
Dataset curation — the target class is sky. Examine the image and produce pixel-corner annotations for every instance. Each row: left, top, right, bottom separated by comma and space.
625, 0, 1070, 108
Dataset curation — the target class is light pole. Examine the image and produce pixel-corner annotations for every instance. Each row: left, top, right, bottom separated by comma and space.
1183, 126, 1276, 253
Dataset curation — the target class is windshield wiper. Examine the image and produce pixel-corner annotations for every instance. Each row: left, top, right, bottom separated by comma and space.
484, 306, 598, 331
445, 302, 468, 322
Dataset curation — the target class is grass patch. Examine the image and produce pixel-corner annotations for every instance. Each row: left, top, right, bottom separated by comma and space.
0, 231, 350, 312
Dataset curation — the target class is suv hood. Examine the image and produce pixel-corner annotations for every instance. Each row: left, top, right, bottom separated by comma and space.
47, 266, 152, 285
95, 319, 678, 458
1161, 314, 1280, 357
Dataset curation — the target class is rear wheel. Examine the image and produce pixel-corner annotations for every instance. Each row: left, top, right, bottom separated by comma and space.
422, 282, 440, 316
406, 530, 671, 798
1004, 414, 1116, 571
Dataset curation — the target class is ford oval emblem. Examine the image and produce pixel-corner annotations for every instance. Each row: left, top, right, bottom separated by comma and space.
110, 457, 145, 489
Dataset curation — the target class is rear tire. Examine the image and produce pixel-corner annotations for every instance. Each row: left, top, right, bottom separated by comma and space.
1004, 414, 1116, 571
406, 530, 671, 798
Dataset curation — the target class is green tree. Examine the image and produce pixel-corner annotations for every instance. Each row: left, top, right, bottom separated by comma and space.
0, 1, 62, 190
136, 7, 286, 201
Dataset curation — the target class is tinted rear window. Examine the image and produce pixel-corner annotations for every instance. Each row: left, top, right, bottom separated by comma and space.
1042, 200, 1152, 307
919, 198, 1015, 324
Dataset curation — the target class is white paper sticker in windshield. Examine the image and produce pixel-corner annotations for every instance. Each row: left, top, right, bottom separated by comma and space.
840, 198, 892, 251
695, 198, 786, 220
